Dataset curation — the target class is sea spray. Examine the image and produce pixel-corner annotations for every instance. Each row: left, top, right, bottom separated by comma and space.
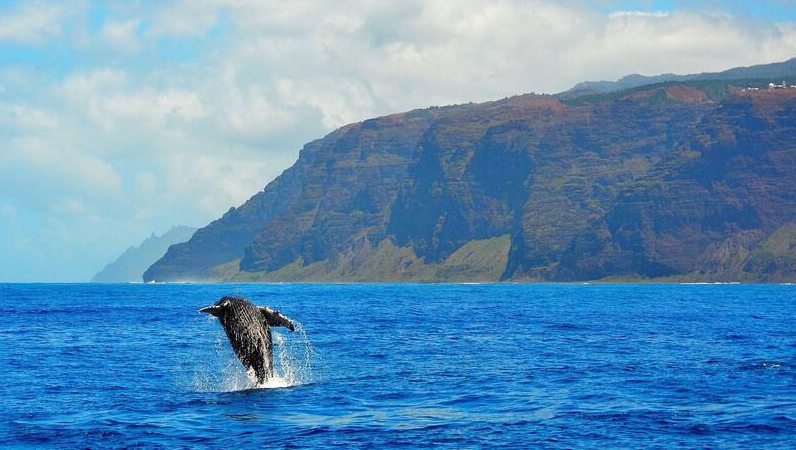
273, 323, 315, 387
193, 321, 316, 392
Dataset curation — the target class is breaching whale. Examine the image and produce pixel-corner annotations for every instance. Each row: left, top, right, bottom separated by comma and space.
199, 295, 296, 384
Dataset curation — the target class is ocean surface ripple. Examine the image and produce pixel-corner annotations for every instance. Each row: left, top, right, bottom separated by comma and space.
1, 283, 794, 448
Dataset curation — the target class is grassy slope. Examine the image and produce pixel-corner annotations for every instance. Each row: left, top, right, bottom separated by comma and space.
211, 235, 512, 282
206, 224, 796, 284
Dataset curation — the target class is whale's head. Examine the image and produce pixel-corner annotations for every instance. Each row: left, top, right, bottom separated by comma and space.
198, 296, 238, 318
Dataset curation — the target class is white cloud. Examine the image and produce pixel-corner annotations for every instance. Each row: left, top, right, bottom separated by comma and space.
0, 136, 123, 196
101, 19, 141, 53
101, 88, 207, 123
49, 197, 90, 216
146, 0, 220, 37
610, 10, 671, 18
160, 151, 279, 216
0, 103, 59, 130
0, 1, 82, 44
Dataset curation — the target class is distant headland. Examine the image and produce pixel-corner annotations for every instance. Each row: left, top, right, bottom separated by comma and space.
143, 59, 796, 283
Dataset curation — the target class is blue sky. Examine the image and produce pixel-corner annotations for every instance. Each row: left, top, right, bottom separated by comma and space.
1, 0, 795, 281
595, 0, 796, 21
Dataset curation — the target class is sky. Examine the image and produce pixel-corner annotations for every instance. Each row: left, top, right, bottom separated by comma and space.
1, 0, 795, 282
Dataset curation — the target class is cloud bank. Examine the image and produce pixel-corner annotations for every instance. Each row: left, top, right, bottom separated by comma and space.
1, 0, 795, 281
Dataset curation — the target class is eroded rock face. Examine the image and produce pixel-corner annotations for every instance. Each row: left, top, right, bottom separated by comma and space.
557, 91, 796, 281
239, 111, 440, 273
144, 83, 796, 283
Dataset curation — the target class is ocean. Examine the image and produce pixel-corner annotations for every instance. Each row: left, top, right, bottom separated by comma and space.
1, 283, 794, 448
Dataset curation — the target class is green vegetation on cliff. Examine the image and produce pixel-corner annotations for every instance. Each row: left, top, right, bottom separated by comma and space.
210, 235, 510, 282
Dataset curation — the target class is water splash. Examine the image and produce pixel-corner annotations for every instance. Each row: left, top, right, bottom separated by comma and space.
273, 323, 315, 387
194, 322, 315, 392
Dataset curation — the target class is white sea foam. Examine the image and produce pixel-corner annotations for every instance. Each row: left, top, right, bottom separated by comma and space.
194, 322, 315, 392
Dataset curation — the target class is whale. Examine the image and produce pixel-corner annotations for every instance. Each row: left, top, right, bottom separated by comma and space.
199, 295, 296, 384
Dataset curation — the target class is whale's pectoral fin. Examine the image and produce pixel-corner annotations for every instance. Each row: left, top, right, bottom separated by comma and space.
258, 306, 296, 332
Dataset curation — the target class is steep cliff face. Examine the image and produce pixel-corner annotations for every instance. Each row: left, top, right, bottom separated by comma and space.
557, 89, 796, 281
239, 110, 440, 273
144, 78, 796, 282
145, 110, 440, 281
387, 89, 716, 279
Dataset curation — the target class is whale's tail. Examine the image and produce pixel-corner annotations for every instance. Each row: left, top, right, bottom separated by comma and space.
259, 306, 296, 332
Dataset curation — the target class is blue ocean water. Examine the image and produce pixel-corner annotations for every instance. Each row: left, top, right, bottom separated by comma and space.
1, 283, 794, 448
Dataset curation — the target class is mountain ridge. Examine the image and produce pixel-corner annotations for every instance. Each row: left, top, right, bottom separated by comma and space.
93, 226, 197, 283
561, 57, 796, 98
